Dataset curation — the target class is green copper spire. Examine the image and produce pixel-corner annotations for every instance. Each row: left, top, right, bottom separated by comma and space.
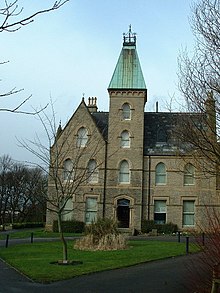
108, 26, 146, 90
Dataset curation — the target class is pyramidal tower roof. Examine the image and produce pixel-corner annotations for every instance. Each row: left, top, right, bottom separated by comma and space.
108, 26, 146, 90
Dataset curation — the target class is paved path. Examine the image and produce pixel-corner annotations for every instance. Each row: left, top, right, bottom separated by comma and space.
0, 252, 200, 293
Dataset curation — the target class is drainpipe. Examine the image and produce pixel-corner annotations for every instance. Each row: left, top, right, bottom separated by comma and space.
147, 156, 151, 220
102, 140, 108, 218
141, 155, 145, 226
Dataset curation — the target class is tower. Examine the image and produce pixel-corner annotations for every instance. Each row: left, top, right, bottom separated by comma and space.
106, 26, 147, 230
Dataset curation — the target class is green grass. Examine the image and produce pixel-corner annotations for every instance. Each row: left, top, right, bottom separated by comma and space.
0, 229, 82, 240
0, 240, 199, 283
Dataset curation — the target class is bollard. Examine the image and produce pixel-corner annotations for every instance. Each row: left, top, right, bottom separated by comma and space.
202, 232, 205, 246
186, 236, 189, 254
31, 232, 34, 244
177, 231, 181, 243
5, 234, 9, 248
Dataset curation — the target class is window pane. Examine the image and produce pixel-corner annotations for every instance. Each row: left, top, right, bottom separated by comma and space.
154, 201, 167, 213
184, 164, 195, 185
62, 198, 73, 221
77, 127, 88, 147
155, 163, 166, 185
63, 159, 74, 180
122, 103, 131, 120
121, 131, 130, 148
183, 201, 194, 212
85, 197, 97, 224
88, 160, 99, 183
119, 160, 130, 183
86, 197, 97, 210
183, 201, 195, 226
154, 200, 167, 224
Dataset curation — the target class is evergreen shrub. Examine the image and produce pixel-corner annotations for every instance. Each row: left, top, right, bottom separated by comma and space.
53, 220, 85, 233
141, 220, 178, 234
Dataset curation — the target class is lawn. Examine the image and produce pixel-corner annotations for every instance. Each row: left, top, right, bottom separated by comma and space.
0, 240, 199, 283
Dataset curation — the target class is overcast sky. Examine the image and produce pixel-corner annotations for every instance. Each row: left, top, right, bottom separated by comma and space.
0, 0, 195, 164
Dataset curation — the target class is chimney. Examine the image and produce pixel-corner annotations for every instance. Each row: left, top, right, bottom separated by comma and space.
87, 97, 98, 113
156, 101, 159, 113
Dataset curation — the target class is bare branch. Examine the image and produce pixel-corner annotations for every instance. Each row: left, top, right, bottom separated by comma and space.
0, 0, 69, 32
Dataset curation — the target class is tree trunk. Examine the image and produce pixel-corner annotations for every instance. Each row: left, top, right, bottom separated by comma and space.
57, 213, 68, 261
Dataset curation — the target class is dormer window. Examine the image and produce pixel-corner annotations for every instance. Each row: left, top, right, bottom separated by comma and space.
122, 103, 131, 120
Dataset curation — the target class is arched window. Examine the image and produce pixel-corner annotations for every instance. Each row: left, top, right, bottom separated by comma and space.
87, 159, 99, 183
63, 159, 74, 181
77, 127, 88, 147
121, 130, 130, 148
119, 160, 130, 183
122, 103, 131, 120
155, 163, 166, 185
184, 163, 195, 185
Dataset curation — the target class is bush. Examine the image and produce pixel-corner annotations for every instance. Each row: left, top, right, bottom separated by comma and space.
141, 220, 178, 234
141, 220, 155, 233
12, 222, 44, 229
85, 218, 119, 244
74, 218, 127, 251
53, 220, 85, 233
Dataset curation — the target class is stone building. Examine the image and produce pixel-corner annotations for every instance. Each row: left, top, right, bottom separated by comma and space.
46, 27, 220, 232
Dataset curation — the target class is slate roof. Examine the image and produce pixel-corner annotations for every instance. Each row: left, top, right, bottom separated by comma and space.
92, 111, 203, 156
91, 112, 109, 140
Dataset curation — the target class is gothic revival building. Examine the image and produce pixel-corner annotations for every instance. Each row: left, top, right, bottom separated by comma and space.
46, 28, 219, 232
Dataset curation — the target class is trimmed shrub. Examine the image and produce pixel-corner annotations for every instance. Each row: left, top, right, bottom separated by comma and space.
141, 220, 155, 233
12, 222, 44, 229
141, 220, 178, 234
53, 220, 85, 233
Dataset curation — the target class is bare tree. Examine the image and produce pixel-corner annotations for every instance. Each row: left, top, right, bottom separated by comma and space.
0, 0, 68, 114
177, 1, 220, 291
20, 100, 108, 262
177, 0, 220, 175
0, 155, 47, 226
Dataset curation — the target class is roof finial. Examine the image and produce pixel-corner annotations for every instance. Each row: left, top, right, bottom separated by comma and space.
123, 25, 136, 46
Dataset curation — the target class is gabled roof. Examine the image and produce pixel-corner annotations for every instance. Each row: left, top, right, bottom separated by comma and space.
108, 27, 146, 90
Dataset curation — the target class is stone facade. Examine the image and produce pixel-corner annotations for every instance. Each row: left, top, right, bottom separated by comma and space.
46, 29, 220, 232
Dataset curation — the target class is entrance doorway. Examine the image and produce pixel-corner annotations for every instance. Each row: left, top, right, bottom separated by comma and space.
117, 199, 130, 228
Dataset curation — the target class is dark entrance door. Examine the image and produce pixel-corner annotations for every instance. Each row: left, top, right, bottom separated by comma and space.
117, 199, 130, 228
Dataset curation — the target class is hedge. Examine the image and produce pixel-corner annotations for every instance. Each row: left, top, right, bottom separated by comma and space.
53, 220, 85, 233
12, 222, 44, 229
141, 220, 178, 234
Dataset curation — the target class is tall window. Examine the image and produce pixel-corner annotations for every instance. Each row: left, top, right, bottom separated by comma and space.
119, 160, 130, 183
122, 103, 131, 120
155, 163, 166, 185
62, 198, 73, 221
184, 163, 195, 185
154, 200, 167, 224
121, 130, 130, 148
77, 127, 88, 147
183, 201, 195, 226
63, 159, 74, 181
85, 197, 97, 224
87, 159, 99, 183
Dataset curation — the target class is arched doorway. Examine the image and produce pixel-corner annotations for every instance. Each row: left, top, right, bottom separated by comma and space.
117, 199, 130, 228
